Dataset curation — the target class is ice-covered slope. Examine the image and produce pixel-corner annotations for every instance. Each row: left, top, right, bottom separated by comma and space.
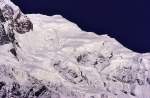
0, 1, 150, 98
0, 13, 150, 98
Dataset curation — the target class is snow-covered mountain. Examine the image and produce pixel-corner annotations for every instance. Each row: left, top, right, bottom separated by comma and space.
0, 0, 150, 98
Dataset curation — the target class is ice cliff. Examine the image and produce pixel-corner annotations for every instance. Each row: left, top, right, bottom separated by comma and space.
0, 0, 150, 98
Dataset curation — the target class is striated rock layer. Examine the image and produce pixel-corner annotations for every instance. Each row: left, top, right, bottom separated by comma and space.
0, 0, 150, 98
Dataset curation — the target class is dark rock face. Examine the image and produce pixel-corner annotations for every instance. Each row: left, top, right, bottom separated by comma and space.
0, 4, 15, 45
0, 82, 60, 98
0, 0, 33, 46
0, 24, 10, 45
0, 10, 5, 22
14, 17, 33, 34
0, 82, 5, 90
147, 78, 150, 85
1, 4, 14, 21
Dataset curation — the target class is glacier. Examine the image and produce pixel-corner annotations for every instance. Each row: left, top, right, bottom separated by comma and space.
0, 0, 150, 98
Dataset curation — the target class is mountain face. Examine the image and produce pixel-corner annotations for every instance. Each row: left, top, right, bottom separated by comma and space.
0, 0, 150, 98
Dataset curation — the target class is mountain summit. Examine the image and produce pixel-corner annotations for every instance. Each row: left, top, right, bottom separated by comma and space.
0, 0, 150, 98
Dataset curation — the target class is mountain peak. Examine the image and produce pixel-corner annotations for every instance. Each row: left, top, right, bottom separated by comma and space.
0, 0, 150, 98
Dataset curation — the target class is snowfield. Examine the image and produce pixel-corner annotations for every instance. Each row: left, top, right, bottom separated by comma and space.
0, 1, 150, 98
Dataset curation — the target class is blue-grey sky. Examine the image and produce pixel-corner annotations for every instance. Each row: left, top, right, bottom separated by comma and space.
12, 0, 149, 53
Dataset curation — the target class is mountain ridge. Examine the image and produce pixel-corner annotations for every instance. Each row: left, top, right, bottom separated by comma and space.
0, 0, 150, 98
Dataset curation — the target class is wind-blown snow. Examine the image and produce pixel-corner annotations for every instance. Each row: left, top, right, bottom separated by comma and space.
0, 1, 150, 98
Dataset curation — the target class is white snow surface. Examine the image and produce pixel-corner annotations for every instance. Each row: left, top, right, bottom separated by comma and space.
0, 3, 150, 97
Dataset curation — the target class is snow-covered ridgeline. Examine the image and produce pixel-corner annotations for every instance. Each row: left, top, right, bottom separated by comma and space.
0, 0, 150, 98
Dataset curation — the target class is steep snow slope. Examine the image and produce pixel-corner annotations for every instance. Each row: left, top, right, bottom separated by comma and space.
0, 13, 150, 98
0, 1, 150, 98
